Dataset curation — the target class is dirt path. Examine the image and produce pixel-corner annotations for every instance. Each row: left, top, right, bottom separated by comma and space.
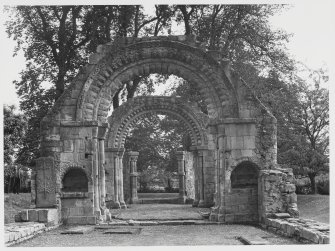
13, 224, 300, 247
113, 204, 206, 220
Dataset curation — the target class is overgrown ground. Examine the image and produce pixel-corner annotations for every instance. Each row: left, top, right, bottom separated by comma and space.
3, 193, 329, 224
4, 193, 31, 224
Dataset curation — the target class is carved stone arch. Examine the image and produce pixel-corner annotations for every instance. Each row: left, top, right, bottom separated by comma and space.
42, 36, 240, 124
106, 96, 209, 149
227, 160, 261, 188
59, 163, 92, 185
228, 156, 261, 175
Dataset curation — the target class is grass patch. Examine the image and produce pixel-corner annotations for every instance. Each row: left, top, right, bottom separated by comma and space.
4, 193, 31, 224
297, 194, 329, 223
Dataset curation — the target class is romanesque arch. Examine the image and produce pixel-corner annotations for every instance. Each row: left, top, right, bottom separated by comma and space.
104, 96, 210, 208
42, 35, 239, 125
106, 96, 208, 149
31, 35, 298, 225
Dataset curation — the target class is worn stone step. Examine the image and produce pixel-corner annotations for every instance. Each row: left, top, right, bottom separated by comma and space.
61, 226, 95, 234
238, 236, 270, 245
273, 213, 291, 219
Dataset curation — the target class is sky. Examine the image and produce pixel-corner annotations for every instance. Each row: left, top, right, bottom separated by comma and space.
0, 0, 334, 108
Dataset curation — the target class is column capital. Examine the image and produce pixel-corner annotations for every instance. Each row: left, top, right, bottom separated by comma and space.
92, 126, 98, 138
98, 125, 109, 140
127, 151, 139, 159
105, 147, 125, 154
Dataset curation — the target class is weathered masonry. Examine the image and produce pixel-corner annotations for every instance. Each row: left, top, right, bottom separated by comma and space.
28, 35, 298, 225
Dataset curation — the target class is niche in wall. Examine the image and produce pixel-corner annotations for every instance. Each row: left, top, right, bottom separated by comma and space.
62, 168, 88, 192
231, 161, 258, 189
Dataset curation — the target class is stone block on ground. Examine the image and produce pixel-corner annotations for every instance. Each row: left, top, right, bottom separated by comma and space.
38, 209, 58, 225
61, 226, 95, 234
108, 221, 129, 226
238, 236, 270, 245
273, 213, 291, 219
19, 210, 29, 222
66, 216, 97, 225
103, 228, 142, 235
158, 220, 185, 226
28, 209, 39, 222
300, 228, 320, 244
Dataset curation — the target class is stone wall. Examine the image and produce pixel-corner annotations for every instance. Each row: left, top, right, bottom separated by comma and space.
224, 187, 258, 223
61, 193, 93, 221
258, 168, 298, 222
263, 216, 329, 244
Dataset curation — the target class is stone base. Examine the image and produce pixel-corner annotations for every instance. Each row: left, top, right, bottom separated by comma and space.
178, 196, 186, 204
65, 216, 97, 225
129, 198, 139, 204
15, 208, 59, 226
197, 200, 206, 208
106, 200, 121, 209
120, 201, 127, 209
192, 200, 199, 207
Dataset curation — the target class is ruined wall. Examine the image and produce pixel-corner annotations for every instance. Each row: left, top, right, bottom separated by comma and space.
258, 168, 298, 222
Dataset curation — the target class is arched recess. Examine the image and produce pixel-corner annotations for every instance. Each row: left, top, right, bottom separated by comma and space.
227, 160, 260, 223
106, 96, 208, 149
62, 168, 88, 192
42, 35, 239, 124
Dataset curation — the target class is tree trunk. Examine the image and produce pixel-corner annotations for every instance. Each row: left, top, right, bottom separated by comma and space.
55, 68, 66, 101
308, 173, 317, 194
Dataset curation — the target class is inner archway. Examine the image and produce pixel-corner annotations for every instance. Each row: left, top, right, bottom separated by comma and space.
104, 96, 211, 210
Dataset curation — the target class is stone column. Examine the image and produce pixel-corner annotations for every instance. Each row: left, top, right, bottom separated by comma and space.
176, 151, 186, 204
113, 150, 121, 208
117, 149, 127, 209
192, 150, 199, 207
128, 151, 139, 204
209, 128, 226, 222
105, 148, 120, 208
98, 126, 108, 210
197, 149, 205, 208
92, 127, 100, 216
30, 170, 36, 208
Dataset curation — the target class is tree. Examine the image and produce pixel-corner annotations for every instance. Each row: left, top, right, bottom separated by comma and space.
3, 105, 26, 165
4, 105, 28, 193
5, 5, 173, 165
280, 68, 329, 193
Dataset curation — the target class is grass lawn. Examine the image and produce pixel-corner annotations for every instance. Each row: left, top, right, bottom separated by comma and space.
297, 194, 329, 223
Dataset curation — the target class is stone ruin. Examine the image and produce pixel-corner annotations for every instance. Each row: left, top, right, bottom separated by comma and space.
21, 35, 299, 225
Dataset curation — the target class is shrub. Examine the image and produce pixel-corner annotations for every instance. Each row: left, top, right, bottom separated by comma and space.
295, 184, 312, 194
317, 179, 329, 195
164, 187, 179, 193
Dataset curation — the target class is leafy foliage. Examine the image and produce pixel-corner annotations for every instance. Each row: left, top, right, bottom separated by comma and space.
3, 105, 27, 166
